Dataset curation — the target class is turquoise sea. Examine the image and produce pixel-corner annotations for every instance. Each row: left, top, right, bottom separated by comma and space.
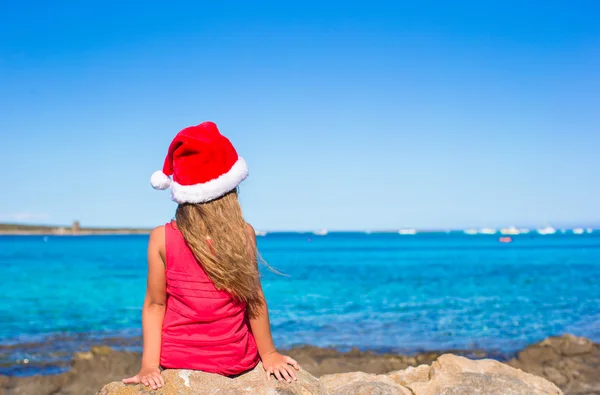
1, 232, 599, 376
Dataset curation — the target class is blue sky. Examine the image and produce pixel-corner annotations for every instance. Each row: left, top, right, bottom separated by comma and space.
1, 1, 599, 231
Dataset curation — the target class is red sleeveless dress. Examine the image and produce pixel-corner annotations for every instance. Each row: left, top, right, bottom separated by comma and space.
160, 221, 260, 375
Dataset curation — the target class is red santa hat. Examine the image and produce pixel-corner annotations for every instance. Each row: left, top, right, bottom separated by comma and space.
150, 122, 248, 204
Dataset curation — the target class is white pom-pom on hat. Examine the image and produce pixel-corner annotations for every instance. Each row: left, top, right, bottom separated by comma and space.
150, 171, 171, 190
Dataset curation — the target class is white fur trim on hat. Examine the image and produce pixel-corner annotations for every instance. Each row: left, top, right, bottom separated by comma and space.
150, 171, 172, 190
169, 157, 248, 203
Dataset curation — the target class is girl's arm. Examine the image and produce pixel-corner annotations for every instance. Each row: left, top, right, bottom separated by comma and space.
247, 225, 300, 382
123, 226, 167, 390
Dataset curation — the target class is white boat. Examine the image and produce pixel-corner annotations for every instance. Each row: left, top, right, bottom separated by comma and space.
586, 228, 594, 234
573, 228, 584, 235
254, 230, 267, 237
500, 226, 520, 235
314, 229, 328, 236
464, 229, 478, 235
537, 226, 556, 235
519, 228, 531, 234
398, 229, 417, 235
479, 228, 497, 235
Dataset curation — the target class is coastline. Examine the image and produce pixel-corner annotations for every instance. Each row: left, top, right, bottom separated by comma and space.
1, 334, 597, 394
0, 230, 151, 236
0, 223, 151, 236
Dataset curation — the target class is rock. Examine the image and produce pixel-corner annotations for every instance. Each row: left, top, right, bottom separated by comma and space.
285, 346, 442, 377
319, 354, 562, 394
90, 346, 114, 356
387, 354, 563, 395
62, 347, 140, 394
508, 334, 600, 394
320, 371, 412, 394
328, 381, 406, 395
4, 335, 598, 394
96, 362, 327, 394
389, 364, 431, 386
0, 346, 142, 395
0, 373, 68, 395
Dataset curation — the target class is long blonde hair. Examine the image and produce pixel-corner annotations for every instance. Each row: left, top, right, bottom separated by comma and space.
175, 189, 263, 317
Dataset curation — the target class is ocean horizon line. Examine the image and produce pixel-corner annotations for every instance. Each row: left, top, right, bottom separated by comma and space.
1, 222, 598, 236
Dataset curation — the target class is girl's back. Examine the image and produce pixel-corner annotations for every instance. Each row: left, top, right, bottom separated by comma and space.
160, 221, 259, 375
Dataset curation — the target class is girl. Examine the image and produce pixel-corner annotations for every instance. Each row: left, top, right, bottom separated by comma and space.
123, 122, 300, 390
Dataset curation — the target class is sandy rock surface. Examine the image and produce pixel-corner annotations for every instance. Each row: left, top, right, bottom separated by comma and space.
392, 354, 561, 394
97, 354, 561, 395
97, 363, 327, 395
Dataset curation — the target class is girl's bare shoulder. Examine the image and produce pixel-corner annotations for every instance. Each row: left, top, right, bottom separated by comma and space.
149, 225, 166, 241
148, 225, 167, 256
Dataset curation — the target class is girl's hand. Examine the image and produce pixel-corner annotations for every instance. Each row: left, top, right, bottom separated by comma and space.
123, 366, 164, 390
262, 351, 300, 382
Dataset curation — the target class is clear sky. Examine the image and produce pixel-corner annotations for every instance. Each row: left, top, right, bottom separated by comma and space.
1, 1, 599, 231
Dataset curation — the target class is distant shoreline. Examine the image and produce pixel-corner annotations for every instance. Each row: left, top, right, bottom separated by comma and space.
0, 223, 151, 236
0, 231, 151, 236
